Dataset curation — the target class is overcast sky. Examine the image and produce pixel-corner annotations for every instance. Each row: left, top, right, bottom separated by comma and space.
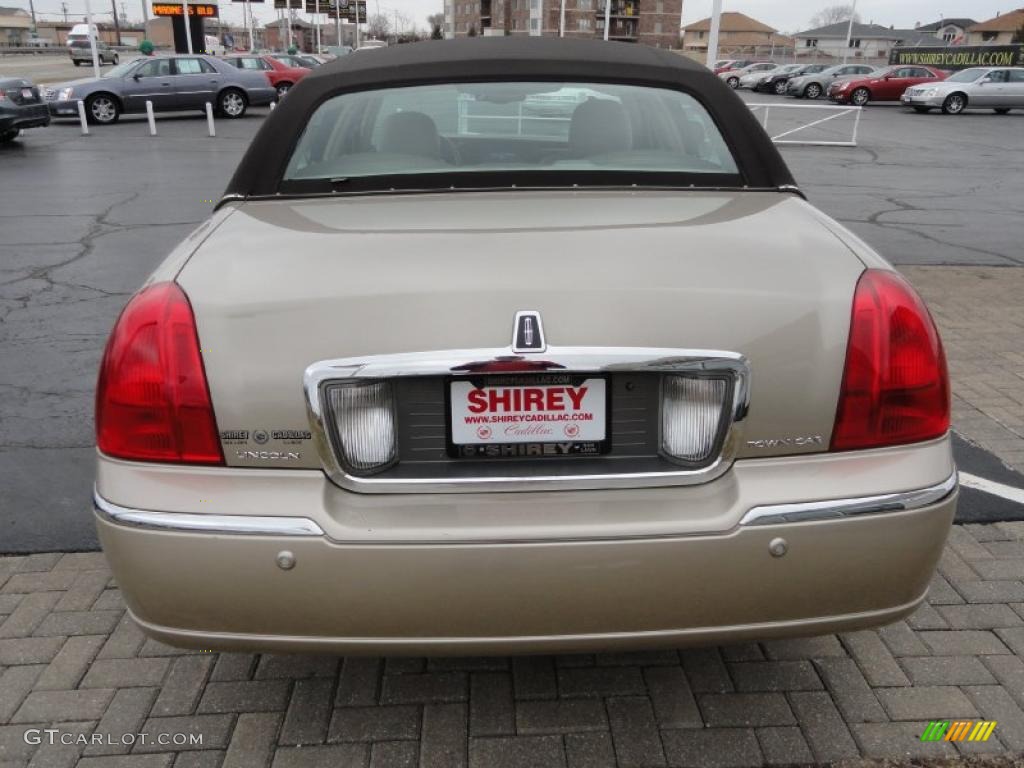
15, 0, 1013, 37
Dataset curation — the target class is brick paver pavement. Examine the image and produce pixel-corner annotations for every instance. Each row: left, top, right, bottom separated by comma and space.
2, 525, 1024, 767
904, 265, 1024, 475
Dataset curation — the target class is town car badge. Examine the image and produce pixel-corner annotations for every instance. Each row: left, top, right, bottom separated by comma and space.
512, 310, 546, 353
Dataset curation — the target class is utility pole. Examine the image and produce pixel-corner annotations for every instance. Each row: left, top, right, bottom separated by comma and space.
27, 0, 37, 31
111, 0, 122, 45
140, 0, 148, 40
842, 0, 858, 64
558, 0, 564, 36
61, 1, 68, 23
705, 0, 721, 68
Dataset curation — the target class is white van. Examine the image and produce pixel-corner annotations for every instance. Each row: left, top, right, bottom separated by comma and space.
66, 23, 98, 47
204, 35, 225, 55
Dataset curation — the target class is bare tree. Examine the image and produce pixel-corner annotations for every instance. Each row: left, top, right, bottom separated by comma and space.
366, 13, 391, 39
808, 4, 861, 29
427, 12, 444, 39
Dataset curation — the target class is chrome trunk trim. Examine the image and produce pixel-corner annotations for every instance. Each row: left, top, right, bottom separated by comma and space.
739, 472, 958, 526
93, 489, 325, 537
304, 347, 750, 494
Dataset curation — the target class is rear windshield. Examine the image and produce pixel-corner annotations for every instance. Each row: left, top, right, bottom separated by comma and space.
282, 81, 739, 190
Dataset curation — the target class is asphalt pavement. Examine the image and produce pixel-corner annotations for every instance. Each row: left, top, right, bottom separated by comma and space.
1, 91, 1023, 553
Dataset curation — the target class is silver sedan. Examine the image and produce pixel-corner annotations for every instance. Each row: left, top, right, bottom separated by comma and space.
902, 66, 1024, 114
45, 54, 277, 124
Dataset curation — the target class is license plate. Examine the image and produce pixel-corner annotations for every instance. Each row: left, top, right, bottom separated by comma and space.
450, 377, 606, 455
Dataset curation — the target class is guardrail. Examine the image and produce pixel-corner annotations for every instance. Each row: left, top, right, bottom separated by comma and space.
746, 102, 863, 147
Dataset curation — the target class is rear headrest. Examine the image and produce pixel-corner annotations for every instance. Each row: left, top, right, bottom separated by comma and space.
568, 98, 632, 157
378, 111, 440, 158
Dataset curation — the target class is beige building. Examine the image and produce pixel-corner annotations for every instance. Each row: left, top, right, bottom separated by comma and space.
446, 0, 682, 49
0, 6, 33, 46
681, 11, 791, 55
965, 7, 1024, 45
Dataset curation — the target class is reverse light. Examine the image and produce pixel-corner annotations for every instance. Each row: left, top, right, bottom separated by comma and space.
96, 282, 223, 464
661, 375, 728, 464
325, 381, 397, 474
831, 269, 949, 451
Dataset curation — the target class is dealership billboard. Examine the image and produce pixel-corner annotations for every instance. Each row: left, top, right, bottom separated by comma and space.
889, 45, 1024, 69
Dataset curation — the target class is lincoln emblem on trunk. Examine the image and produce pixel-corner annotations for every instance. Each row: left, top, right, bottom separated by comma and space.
512, 311, 546, 353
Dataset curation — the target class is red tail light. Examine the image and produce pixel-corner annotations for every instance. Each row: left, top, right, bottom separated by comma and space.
831, 269, 949, 451
96, 282, 223, 465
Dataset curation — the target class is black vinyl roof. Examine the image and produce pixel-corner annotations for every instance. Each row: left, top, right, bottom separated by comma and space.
223, 37, 796, 199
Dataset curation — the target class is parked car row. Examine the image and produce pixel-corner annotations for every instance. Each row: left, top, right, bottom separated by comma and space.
719, 59, 1024, 114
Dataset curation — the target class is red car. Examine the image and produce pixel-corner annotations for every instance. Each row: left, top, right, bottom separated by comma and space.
221, 54, 311, 97
829, 65, 948, 106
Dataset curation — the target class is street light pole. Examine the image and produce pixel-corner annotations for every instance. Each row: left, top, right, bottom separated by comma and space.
602, 0, 609, 40
705, 0, 722, 68
842, 0, 857, 65
140, 0, 148, 42
181, 0, 193, 52
84, 0, 100, 77
559, 0, 564, 37
110, 0, 122, 45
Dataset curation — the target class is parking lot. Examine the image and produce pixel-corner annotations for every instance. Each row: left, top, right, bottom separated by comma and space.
2, 72, 1024, 767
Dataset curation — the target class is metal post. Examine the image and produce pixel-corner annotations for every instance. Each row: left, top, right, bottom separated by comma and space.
84, 0, 100, 78
705, 0, 721, 68
852, 105, 862, 145
316, 0, 322, 53
286, 7, 293, 50
246, 0, 253, 50
335, 1, 341, 47
76, 100, 89, 135
182, 0, 193, 52
842, 0, 857, 65
602, 0, 610, 40
111, 0, 122, 45
205, 101, 215, 136
558, 0, 564, 37
145, 99, 156, 134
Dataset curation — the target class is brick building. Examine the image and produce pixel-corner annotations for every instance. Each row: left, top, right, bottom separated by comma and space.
445, 0, 681, 49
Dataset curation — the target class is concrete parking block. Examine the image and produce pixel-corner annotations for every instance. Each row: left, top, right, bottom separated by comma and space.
661, 728, 762, 768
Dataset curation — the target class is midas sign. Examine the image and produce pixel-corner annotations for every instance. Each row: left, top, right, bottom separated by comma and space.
152, 2, 218, 16
889, 45, 1024, 69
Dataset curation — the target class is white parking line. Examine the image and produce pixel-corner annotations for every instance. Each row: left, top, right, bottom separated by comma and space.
959, 471, 1024, 505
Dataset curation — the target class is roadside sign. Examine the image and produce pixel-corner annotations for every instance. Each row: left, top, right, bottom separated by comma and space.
889, 45, 1024, 69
